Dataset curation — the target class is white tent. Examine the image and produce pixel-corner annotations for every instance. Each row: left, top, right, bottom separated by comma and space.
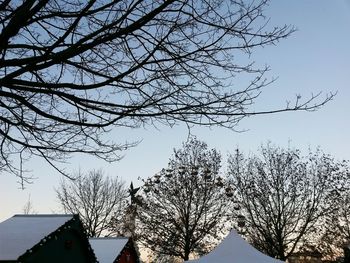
89, 237, 129, 263
186, 230, 284, 263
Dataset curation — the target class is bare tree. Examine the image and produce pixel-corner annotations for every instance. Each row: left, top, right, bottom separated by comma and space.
319, 161, 350, 260
136, 137, 232, 261
109, 182, 141, 238
227, 144, 342, 260
22, 194, 36, 214
56, 169, 128, 237
0, 0, 334, 183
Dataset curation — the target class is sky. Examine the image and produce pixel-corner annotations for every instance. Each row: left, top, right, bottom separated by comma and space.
1, 0, 350, 221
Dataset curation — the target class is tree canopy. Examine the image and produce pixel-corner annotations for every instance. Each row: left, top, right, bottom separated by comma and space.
56, 169, 128, 237
320, 161, 350, 260
227, 145, 345, 260
136, 137, 232, 260
0, 0, 333, 182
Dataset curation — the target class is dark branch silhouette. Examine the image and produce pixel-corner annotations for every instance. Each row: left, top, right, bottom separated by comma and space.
56, 169, 128, 237
136, 137, 232, 261
228, 145, 343, 260
0, 0, 334, 182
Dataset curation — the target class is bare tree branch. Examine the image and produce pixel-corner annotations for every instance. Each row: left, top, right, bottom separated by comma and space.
56, 169, 128, 237
0, 0, 334, 182
136, 137, 232, 260
227, 144, 343, 260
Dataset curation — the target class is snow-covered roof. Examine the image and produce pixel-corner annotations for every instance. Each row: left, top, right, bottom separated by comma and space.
186, 230, 284, 263
0, 214, 74, 261
89, 237, 129, 263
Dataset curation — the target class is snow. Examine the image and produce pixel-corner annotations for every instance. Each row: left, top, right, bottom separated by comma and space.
0, 214, 73, 261
89, 237, 129, 263
186, 230, 284, 263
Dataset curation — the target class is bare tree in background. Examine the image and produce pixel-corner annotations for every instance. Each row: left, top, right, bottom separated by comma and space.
136, 137, 232, 261
56, 169, 128, 237
22, 194, 36, 214
319, 161, 350, 260
0, 0, 334, 183
227, 144, 342, 260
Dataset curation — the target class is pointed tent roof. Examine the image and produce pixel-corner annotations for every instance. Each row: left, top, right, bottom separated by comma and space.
0, 214, 74, 261
89, 237, 129, 263
186, 230, 284, 263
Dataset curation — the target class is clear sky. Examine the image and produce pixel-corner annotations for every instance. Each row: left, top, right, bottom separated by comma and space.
1, 0, 349, 221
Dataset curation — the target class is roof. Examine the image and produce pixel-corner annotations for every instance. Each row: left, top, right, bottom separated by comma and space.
186, 230, 284, 263
89, 237, 129, 263
0, 214, 74, 261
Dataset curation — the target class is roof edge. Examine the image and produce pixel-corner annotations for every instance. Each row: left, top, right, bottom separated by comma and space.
89, 237, 129, 240
13, 214, 76, 217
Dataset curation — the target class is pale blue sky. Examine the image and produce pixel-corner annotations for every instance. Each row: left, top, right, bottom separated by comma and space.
1, 0, 349, 221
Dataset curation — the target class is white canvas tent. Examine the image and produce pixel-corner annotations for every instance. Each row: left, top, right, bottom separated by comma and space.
89, 237, 129, 263
186, 230, 284, 263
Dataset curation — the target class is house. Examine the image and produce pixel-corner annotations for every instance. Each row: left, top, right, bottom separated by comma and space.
185, 229, 284, 263
89, 237, 140, 263
0, 214, 96, 263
